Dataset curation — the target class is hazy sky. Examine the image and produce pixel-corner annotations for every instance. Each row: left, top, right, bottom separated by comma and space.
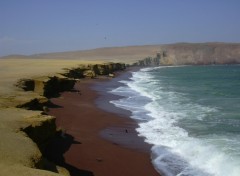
1, 0, 240, 56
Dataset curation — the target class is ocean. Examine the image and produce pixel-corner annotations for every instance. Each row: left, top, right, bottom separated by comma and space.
109, 65, 240, 176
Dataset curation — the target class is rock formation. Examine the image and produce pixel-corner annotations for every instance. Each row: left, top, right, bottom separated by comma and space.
0, 61, 126, 176
63, 63, 126, 78
134, 43, 240, 66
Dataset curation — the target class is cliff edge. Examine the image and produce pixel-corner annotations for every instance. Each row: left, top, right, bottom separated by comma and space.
0, 59, 125, 176
133, 43, 240, 66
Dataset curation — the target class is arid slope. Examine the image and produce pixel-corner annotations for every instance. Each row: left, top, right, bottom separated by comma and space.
2, 43, 240, 65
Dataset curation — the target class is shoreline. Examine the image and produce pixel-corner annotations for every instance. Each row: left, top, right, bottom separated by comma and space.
93, 68, 153, 152
1, 44, 240, 176
45, 69, 160, 176
93, 68, 154, 152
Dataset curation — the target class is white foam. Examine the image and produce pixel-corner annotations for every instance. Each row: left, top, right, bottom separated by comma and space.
109, 67, 240, 176
109, 86, 138, 97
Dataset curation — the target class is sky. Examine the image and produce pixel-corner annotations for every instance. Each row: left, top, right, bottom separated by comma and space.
1, 0, 240, 56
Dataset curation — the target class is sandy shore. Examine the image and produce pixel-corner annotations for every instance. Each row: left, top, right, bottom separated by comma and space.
45, 71, 160, 176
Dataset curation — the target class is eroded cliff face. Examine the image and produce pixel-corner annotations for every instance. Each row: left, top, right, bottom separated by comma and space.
15, 62, 126, 109
0, 108, 68, 176
0, 62, 126, 176
63, 62, 126, 78
134, 43, 240, 66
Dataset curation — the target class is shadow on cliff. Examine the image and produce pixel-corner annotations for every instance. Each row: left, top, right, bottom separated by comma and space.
44, 132, 94, 176
47, 101, 63, 109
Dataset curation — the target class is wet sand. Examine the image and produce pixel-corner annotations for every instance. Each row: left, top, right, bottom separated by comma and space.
46, 71, 160, 176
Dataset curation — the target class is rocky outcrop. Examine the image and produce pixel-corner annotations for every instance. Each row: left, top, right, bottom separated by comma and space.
133, 43, 240, 66
15, 79, 35, 91
22, 115, 57, 154
33, 75, 76, 98
134, 52, 165, 66
63, 62, 126, 78
0, 108, 68, 176
4, 61, 126, 176
0, 75, 75, 176
16, 97, 49, 110
16, 62, 126, 98
15, 62, 126, 110
14, 75, 76, 110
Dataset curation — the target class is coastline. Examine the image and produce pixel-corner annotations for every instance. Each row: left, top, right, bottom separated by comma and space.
93, 68, 153, 152
45, 69, 160, 176
1, 44, 240, 176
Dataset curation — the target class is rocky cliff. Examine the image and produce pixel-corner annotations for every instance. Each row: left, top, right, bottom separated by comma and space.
63, 62, 126, 79
0, 62, 126, 176
133, 43, 240, 66
0, 108, 69, 176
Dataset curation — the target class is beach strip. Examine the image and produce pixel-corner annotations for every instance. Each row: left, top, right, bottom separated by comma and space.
45, 73, 160, 176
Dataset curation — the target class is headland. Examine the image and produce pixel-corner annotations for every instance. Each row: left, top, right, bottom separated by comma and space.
1, 42, 240, 176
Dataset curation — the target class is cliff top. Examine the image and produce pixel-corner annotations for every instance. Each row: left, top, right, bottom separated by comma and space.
0, 59, 107, 176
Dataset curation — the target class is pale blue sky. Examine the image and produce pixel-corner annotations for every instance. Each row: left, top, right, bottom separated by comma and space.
1, 0, 240, 56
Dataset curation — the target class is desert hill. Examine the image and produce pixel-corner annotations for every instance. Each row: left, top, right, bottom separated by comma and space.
1, 42, 240, 65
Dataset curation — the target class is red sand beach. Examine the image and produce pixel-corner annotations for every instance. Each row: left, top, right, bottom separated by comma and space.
46, 73, 160, 176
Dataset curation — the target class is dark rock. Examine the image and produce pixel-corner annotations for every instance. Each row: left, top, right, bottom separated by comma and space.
33, 76, 75, 98
15, 79, 35, 91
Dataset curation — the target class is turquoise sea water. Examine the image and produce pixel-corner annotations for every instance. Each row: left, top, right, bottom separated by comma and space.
110, 65, 240, 176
